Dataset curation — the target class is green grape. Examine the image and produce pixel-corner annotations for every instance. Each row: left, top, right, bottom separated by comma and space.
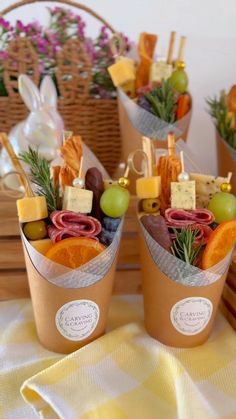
100, 185, 130, 218
23, 220, 48, 240
169, 69, 188, 94
208, 192, 236, 223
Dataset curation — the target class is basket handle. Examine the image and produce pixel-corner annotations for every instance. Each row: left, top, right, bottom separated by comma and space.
0, 0, 116, 33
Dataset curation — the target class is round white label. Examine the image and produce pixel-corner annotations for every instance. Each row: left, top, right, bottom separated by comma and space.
55, 299, 100, 341
170, 297, 213, 336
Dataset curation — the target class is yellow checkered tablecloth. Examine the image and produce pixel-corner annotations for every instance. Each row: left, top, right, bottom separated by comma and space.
0, 295, 236, 419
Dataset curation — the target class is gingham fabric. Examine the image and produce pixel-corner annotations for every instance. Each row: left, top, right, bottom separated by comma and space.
1, 296, 236, 419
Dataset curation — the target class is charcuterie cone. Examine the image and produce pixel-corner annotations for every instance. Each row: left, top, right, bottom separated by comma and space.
139, 227, 229, 347
22, 236, 119, 354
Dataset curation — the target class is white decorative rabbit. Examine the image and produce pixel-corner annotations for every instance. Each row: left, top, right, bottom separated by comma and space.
0, 74, 64, 180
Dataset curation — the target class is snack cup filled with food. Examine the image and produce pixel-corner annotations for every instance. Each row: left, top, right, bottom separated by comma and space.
208, 87, 236, 194
108, 32, 192, 163
134, 133, 236, 347
1, 133, 130, 354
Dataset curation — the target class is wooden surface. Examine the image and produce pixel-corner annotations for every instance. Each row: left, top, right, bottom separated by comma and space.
0, 192, 141, 300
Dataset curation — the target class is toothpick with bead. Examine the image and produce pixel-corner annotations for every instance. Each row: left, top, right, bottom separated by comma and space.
178, 151, 190, 182
221, 171, 233, 193
72, 156, 85, 188
118, 165, 130, 188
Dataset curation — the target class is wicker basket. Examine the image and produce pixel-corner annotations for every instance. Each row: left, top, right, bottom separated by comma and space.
0, 0, 122, 176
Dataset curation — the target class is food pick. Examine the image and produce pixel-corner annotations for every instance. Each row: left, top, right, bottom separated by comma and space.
150, 31, 175, 86
108, 33, 136, 97
171, 150, 196, 210
157, 132, 181, 212
167, 31, 176, 65
62, 154, 93, 214
0, 132, 48, 223
178, 151, 190, 181
100, 164, 130, 218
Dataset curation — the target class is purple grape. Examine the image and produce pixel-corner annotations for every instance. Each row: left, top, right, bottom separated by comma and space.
103, 217, 121, 232
99, 228, 115, 246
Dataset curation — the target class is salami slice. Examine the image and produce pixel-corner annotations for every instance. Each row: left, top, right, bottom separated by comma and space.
165, 208, 214, 227
48, 210, 101, 243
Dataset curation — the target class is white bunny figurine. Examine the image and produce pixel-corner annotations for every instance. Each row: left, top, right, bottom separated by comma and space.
0, 74, 64, 179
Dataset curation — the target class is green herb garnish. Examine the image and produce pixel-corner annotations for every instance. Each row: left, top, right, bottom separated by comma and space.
207, 92, 236, 150
19, 147, 60, 213
171, 228, 203, 266
145, 79, 177, 123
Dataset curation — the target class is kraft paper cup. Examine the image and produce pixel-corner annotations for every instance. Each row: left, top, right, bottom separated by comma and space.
21, 223, 122, 354
216, 131, 236, 194
139, 224, 231, 348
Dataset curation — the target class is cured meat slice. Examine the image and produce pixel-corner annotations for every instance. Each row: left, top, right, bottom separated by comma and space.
165, 208, 214, 227
48, 210, 101, 243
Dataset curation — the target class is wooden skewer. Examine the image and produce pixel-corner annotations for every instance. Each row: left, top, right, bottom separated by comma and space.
167, 31, 176, 64
177, 36, 186, 62
124, 165, 130, 178
78, 156, 84, 179
142, 136, 154, 177
180, 150, 185, 172
0, 132, 34, 197
227, 172, 233, 183
167, 132, 176, 157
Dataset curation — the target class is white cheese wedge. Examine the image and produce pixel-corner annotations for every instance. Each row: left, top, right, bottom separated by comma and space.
150, 62, 173, 86
63, 186, 93, 214
171, 180, 196, 210
189, 173, 228, 208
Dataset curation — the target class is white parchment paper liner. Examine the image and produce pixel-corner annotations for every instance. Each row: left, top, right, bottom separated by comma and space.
217, 131, 236, 162
22, 219, 123, 289
118, 88, 191, 140
140, 223, 232, 287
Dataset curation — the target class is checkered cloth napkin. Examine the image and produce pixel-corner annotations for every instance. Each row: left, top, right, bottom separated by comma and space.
1, 295, 236, 419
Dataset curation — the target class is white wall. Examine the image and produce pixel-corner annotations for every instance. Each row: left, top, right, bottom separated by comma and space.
2, 0, 236, 174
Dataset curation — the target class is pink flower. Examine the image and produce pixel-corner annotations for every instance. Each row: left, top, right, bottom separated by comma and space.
0, 51, 8, 60
15, 20, 26, 33
0, 17, 12, 31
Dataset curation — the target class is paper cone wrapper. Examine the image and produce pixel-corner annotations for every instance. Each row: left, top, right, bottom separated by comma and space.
21, 222, 122, 354
216, 131, 236, 194
118, 88, 192, 163
139, 224, 231, 348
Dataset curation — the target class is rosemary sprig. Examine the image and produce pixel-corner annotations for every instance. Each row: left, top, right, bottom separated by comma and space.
207, 92, 236, 150
171, 228, 203, 266
19, 147, 59, 213
145, 79, 177, 123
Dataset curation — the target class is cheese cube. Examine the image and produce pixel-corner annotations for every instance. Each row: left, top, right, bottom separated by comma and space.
108, 58, 136, 87
30, 238, 52, 255
171, 181, 196, 210
63, 186, 93, 214
150, 62, 173, 86
136, 176, 161, 199
16, 196, 48, 223
189, 173, 228, 208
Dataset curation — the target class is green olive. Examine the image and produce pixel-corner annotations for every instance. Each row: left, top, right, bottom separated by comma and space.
142, 198, 160, 213
23, 220, 48, 240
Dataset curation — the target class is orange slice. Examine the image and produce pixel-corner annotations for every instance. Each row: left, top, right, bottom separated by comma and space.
45, 237, 105, 269
201, 220, 236, 269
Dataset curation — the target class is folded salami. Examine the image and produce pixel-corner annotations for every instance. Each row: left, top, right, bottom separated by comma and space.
48, 210, 101, 243
165, 208, 214, 227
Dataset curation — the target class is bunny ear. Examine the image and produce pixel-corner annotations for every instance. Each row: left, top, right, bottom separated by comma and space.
18, 74, 41, 111
40, 75, 58, 108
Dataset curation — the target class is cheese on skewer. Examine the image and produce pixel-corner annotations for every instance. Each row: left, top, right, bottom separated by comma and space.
0, 132, 48, 223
